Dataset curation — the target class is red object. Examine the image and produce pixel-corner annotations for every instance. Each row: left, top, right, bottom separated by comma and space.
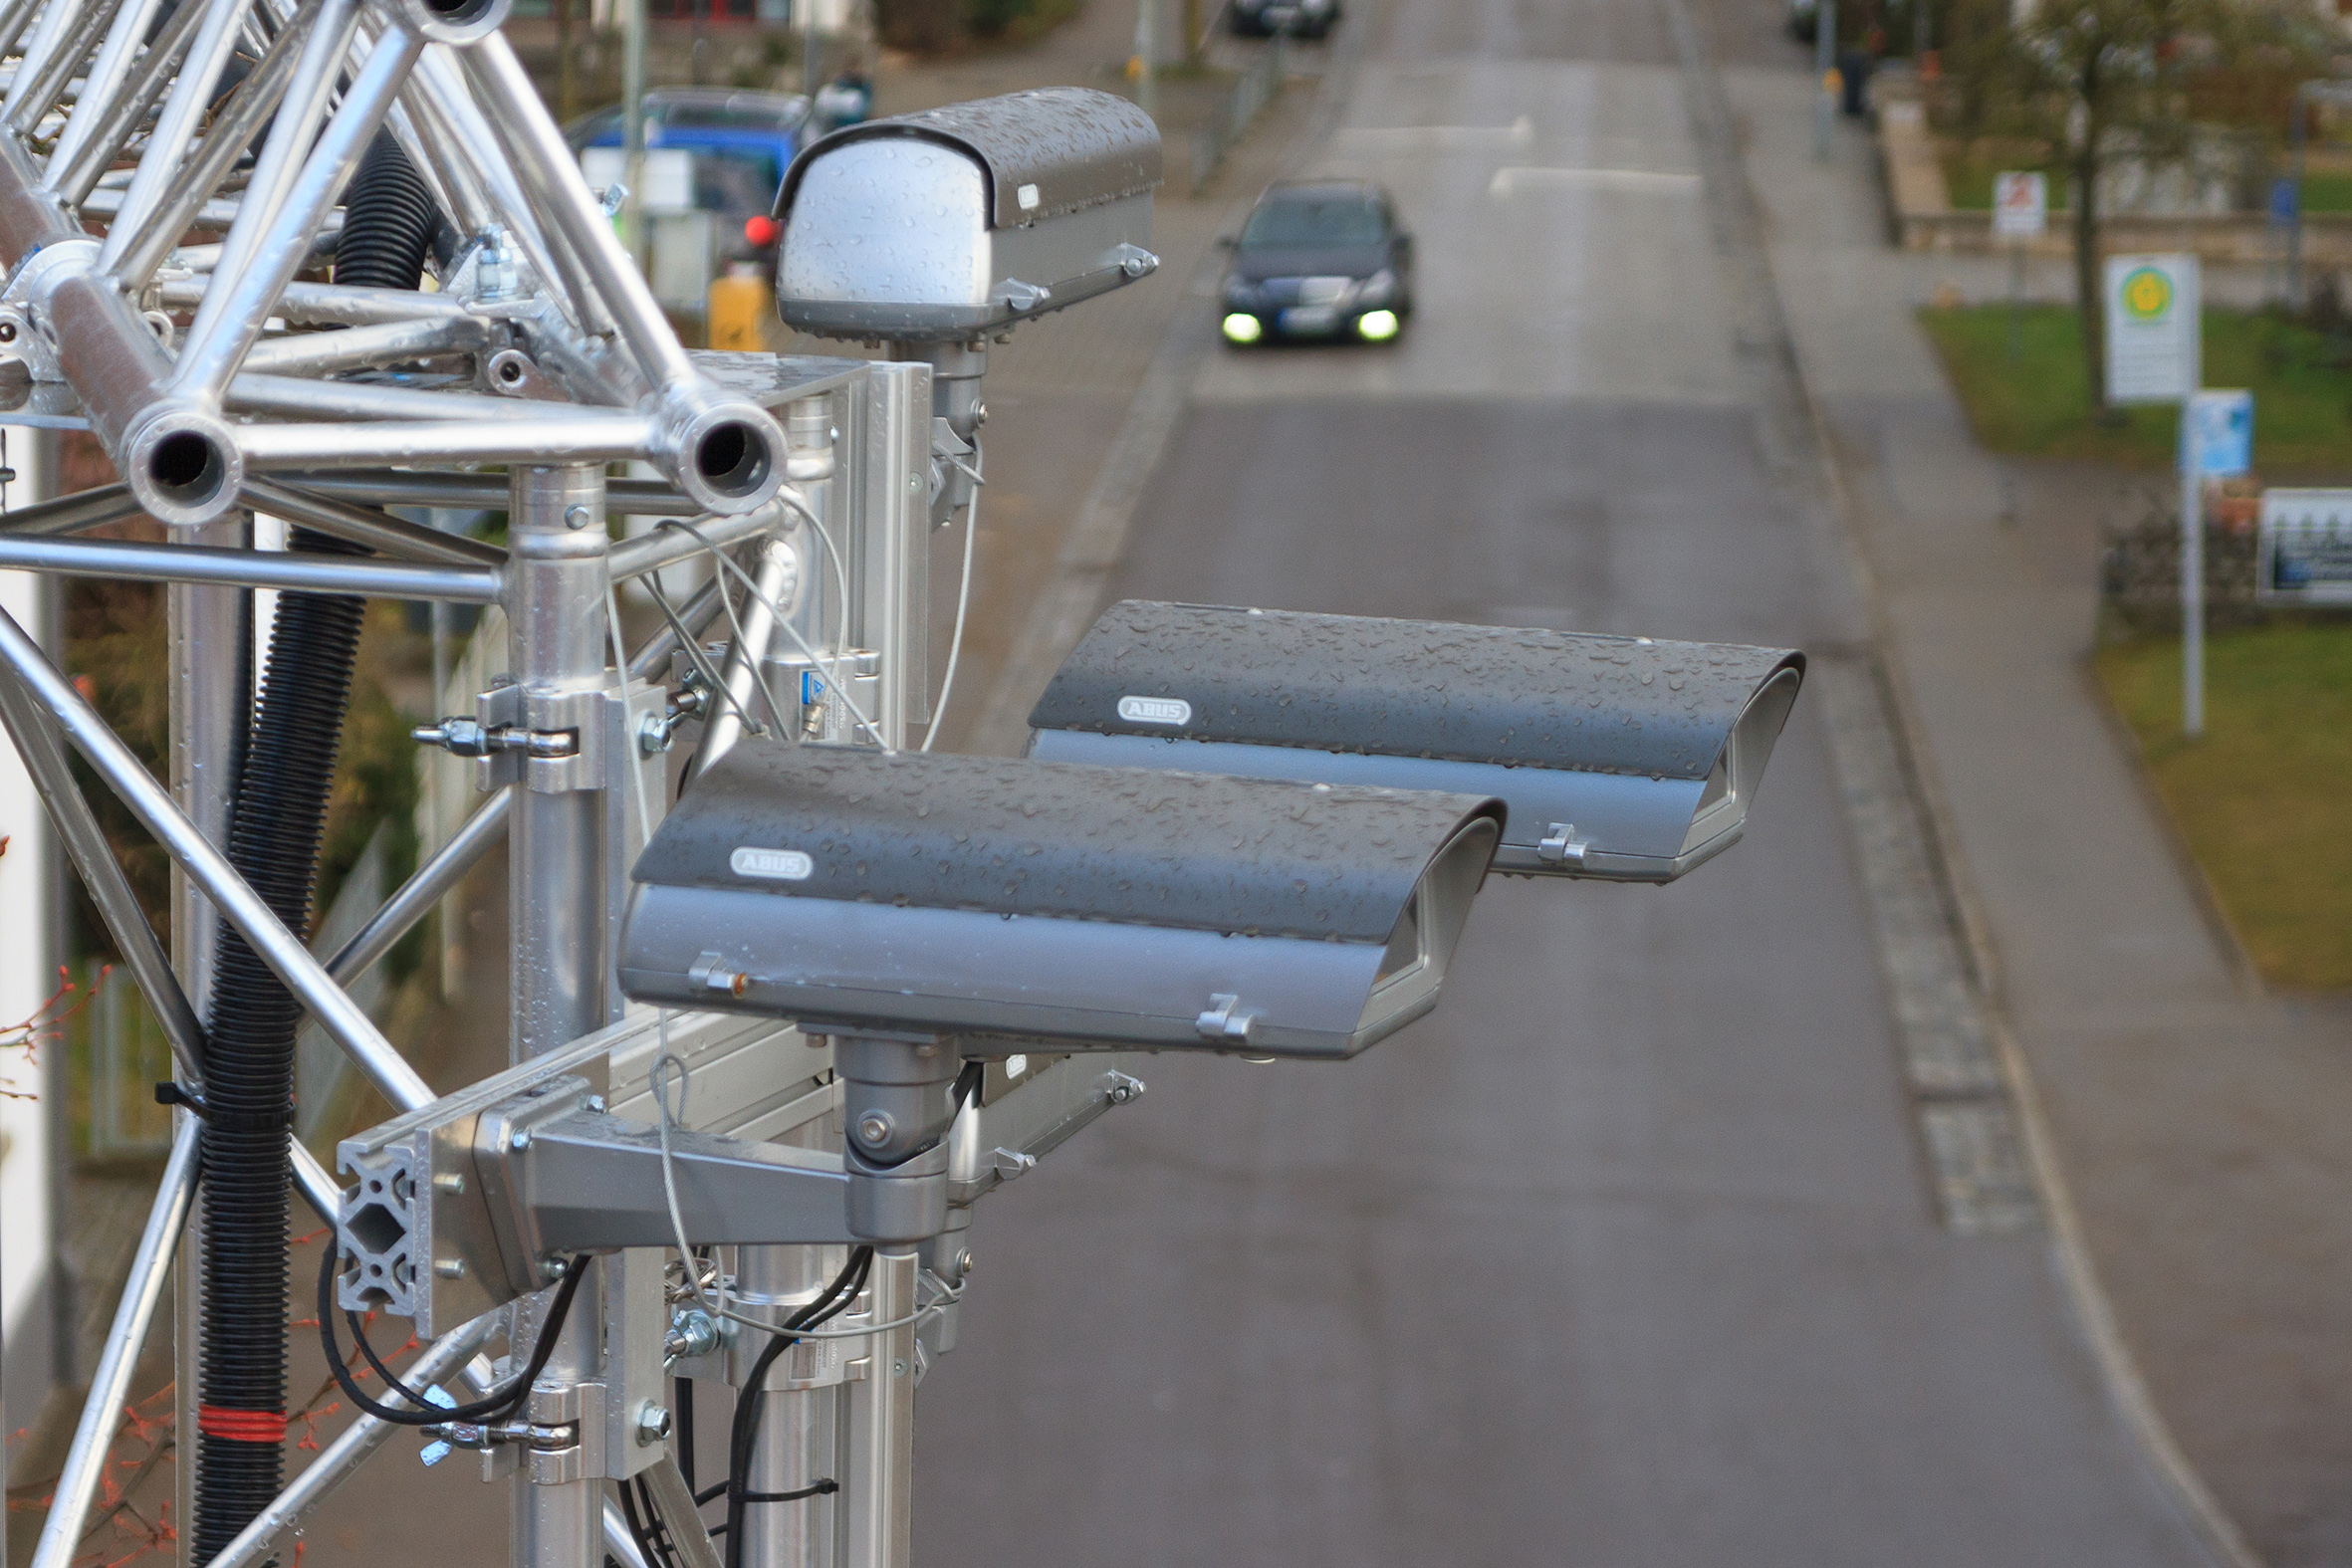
199, 1407, 290, 1443
744, 215, 779, 248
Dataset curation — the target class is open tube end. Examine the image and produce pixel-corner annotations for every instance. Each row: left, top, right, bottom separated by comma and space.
667, 397, 785, 516
400, 0, 509, 44
125, 409, 245, 528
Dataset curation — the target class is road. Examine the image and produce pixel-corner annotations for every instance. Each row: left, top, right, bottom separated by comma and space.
911, 0, 2226, 1563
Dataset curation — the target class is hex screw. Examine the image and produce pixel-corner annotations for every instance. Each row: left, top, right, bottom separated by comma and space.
855, 1113, 891, 1146
565, 504, 592, 531
632, 1401, 673, 1447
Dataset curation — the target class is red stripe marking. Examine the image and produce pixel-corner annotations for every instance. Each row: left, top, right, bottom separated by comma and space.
198, 1408, 288, 1443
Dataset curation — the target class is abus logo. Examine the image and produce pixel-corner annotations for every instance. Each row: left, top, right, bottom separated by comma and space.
730, 847, 814, 881
1116, 695, 1192, 726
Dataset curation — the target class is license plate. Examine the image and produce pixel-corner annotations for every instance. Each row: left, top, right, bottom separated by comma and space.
1278, 306, 1338, 333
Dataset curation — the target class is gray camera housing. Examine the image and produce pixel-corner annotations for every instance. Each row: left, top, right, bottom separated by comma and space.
775, 88, 1161, 342
615, 742, 1501, 1059
1025, 602, 1804, 882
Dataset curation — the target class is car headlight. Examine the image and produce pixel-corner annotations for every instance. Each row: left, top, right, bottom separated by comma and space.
1356, 269, 1396, 306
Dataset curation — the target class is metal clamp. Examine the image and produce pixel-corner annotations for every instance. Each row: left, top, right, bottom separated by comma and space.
1536, 823, 1589, 867
1196, 994, 1256, 1043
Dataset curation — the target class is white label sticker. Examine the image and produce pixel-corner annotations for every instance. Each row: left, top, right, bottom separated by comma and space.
1017, 182, 1041, 211
731, 847, 814, 881
1117, 695, 1192, 726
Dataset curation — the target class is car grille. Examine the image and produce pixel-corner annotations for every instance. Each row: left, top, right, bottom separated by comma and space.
1258, 276, 1355, 307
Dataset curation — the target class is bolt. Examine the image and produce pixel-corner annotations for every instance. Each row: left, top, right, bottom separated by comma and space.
855, 1112, 891, 1146
565, 505, 592, 531
909, 474, 922, 492
586, 1095, 605, 1113
638, 712, 673, 756
632, 1401, 673, 1447
510, 1129, 532, 1150
891, 1359, 907, 1379
541, 1257, 565, 1280
432, 1172, 465, 1195
954, 1248, 974, 1276
435, 1257, 467, 1279
0, 320, 18, 343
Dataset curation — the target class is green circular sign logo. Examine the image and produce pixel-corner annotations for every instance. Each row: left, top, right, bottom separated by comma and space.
2121, 266, 2173, 321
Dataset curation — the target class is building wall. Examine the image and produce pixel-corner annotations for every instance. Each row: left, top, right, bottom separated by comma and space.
0, 425, 60, 1456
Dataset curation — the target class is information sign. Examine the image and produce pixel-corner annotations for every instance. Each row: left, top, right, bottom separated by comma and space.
2187, 389, 2252, 478
2256, 489, 2352, 605
2104, 254, 2200, 404
1992, 171, 2046, 240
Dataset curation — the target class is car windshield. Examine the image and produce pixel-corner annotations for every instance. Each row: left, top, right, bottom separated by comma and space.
1241, 195, 1384, 248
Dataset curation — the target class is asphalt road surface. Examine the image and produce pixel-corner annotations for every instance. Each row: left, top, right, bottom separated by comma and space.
911, 0, 2227, 1564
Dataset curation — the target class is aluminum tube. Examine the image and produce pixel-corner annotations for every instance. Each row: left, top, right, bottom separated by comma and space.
0, 480, 138, 537
0, 533, 503, 600
0, 0, 55, 70
286, 469, 692, 513
691, 532, 792, 775
375, 92, 460, 242
238, 416, 657, 469
0, 603, 438, 1113
0, 660, 204, 1076
461, 36, 695, 391
741, 1246, 845, 1568
512, 1269, 604, 1568
237, 315, 486, 376
153, 275, 470, 325
0, 130, 82, 256
242, 478, 505, 566
841, 1250, 916, 1568
172, 17, 418, 404
408, 42, 586, 336
202, 1315, 500, 1568
387, 79, 486, 237
40, 266, 189, 453
104, 4, 319, 283
11, 0, 127, 134
288, 1140, 341, 1227
25, 1118, 199, 1568
604, 502, 782, 581
506, 463, 609, 1060
228, 374, 617, 425
325, 785, 510, 986
84, 186, 250, 226
4, 0, 100, 125
50, 0, 207, 205
97, 0, 265, 272
37, 0, 156, 166
625, 574, 724, 680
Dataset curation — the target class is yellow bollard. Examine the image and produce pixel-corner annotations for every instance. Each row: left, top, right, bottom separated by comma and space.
708, 262, 773, 351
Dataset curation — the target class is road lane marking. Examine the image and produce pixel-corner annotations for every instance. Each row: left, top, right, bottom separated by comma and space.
1488, 166, 1703, 198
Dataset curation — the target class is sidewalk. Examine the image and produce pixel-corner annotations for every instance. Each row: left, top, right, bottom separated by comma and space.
1725, 64, 2352, 1568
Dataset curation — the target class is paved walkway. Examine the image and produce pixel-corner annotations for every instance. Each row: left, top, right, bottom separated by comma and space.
1728, 61, 2352, 1568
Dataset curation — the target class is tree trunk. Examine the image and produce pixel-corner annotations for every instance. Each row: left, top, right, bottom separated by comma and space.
555, 0, 577, 121
2075, 79, 2104, 411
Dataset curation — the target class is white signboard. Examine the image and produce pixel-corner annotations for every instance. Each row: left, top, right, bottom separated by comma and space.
1992, 171, 2046, 240
2104, 253, 2200, 404
2256, 489, 2352, 605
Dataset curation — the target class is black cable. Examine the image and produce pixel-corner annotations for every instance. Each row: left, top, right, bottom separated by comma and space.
722, 1248, 872, 1568
637, 1476, 684, 1568
316, 1245, 590, 1426
952, 1059, 983, 1111
675, 1376, 697, 1493
616, 1473, 665, 1568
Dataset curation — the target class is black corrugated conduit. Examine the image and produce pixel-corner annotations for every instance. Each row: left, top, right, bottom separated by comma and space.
190, 129, 444, 1566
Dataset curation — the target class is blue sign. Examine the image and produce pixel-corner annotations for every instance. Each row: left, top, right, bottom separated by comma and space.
2188, 389, 2253, 477
2269, 177, 2300, 228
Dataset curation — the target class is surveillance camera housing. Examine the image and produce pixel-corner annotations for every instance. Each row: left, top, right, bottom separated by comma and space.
774, 88, 1162, 342
616, 742, 1502, 1059
1025, 601, 1804, 883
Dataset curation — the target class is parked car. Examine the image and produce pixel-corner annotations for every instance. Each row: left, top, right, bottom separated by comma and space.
1230, 0, 1339, 39
567, 89, 812, 245
1219, 180, 1413, 346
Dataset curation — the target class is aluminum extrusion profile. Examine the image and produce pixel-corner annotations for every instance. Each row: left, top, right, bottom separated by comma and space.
1026, 600, 1806, 882
615, 741, 1503, 1058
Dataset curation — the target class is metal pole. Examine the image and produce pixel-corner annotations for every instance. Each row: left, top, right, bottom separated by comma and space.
326, 784, 513, 986
690, 531, 793, 776
841, 1249, 916, 1568
1133, 0, 1155, 120
1813, 0, 1836, 161
26, 1119, 199, 1568
2007, 243, 2024, 363
740, 1244, 849, 1568
508, 460, 611, 1568
167, 516, 245, 1552
2181, 405, 2204, 738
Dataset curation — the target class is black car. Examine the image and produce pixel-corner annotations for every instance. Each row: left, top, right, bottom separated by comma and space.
1219, 181, 1413, 346
1230, 0, 1339, 38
